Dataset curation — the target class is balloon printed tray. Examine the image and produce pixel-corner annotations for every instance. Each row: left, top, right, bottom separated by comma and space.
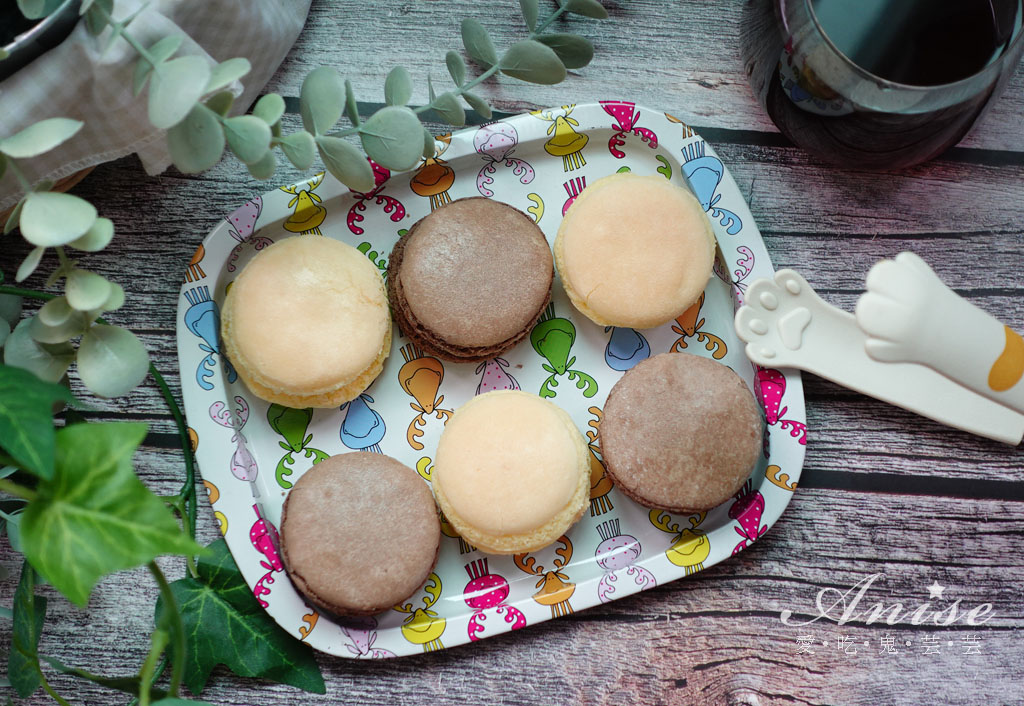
176, 101, 807, 658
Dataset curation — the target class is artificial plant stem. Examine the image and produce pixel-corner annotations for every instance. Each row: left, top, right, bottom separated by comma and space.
5, 158, 34, 192
90, 3, 159, 68
137, 629, 169, 706
0, 477, 37, 502
148, 562, 186, 698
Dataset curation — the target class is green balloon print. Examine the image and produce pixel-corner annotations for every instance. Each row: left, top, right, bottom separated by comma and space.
530, 303, 598, 399
267, 404, 329, 489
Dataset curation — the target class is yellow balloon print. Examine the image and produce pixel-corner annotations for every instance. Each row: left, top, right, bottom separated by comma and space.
526, 193, 544, 224
649, 509, 710, 575
395, 573, 446, 652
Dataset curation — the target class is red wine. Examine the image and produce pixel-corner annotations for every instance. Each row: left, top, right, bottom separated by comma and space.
741, 0, 1024, 169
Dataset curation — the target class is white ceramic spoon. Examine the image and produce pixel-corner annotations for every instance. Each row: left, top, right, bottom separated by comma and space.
733, 261, 1024, 445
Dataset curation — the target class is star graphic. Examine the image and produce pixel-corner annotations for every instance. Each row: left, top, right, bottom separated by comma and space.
927, 581, 945, 599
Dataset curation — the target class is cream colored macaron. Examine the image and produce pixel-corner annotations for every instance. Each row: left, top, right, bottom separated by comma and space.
433, 390, 590, 554
554, 172, 716, 329
221, 235, 391, 408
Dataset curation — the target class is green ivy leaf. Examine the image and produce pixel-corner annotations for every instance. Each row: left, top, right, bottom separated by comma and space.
3, 320, 74, 383
65, 269, 112, 311
246, 150, 277, 180
343, 79, 360, 127
0, 365, 75, 480
15, 247, 45, 283
68, 216, 114, 252
223, 115, 272, 165
8, 562, 46, 698
384, 66, 412, 106
155, 540, 325, 695
564, 0, 609, 19
252, 94, 285, 126
536, 33, 594, 69
433, 93, 466, 127
20, 423, 201, 607
461, 19, 497, 68
500, 40, 567, 84
76, 324, 150, 398
0, 118, 83, 159
133, 36, 183, 97
19, 191, 97, 247
445, 51, 466, 86
519, 0, 539, 30
299, 66, 344, 136
315, 136, 374, 191
204, 91, 235, 117
205, 57, 251, 94
358, 106, 424, 171
167, 104, 226, 174
278, 131, 316, 170
463, 91, 493, 119
149, 56, 212, 130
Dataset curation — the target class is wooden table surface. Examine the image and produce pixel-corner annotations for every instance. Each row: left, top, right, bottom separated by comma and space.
3, 1, 1023, 704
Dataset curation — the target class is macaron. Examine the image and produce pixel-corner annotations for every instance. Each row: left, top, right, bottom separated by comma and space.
387, 197, 553, 363
554, 172, 716, 329
279, 452, 441, 617
599, 352, 763, 513
433, 390, 590, 554
221, 235, 391, 408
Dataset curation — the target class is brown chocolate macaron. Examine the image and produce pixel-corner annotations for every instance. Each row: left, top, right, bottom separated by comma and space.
387, 197, 553, 362
599, 352, 764, 513
280, 452, 441, 617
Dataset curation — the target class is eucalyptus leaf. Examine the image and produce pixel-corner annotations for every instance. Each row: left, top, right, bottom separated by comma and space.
155, 540, 325, 695
204, 91, 235, 117
167, 104, 226, 174
0, 154, 5, 180
565, 0, 609, 19
461, 18, 497, 68
20, 423, 201, 607
344, 79, 360, 126
315, 136, 374, 192
68, 217, 114, 252
537, 33, 594, 69
76, 325, 150, 398
133, 35, 183, 97
433, 93, 466, 127
252, 94, 285, 125
223, 115, 272, 165
3, 320, 74, 383
520, 0, 539, 30
0, 118, 83, 159
384, 66, 412, 106
463, 91, 493, 119
19, 191, 97, 247
4, 197, 25, 235
500, 40, 567, 84
445, 51, 466, 86
99, 282, 126, 313
15, 247, 44, 283
37, 296, 73, 327
65, 269, 113, 311
278, 131, 316, 170
8, 562, 46, 698
0, 365, 75, 480
149, 55, 212, 130
299, 66, 345, 135
0, 321, 9, 348
246, 150, 276, 180
29, 311, 87, 344
0, 294, 23, 325
16, 0, 63, 20
427, 74, 436, 102
205, 57, 251, 94
84, 0, 113, 34
359, 105, 423, 171
422, 129, 437, 159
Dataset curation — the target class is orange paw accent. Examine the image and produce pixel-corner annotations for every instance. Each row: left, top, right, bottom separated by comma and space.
988, 326, 1024, 392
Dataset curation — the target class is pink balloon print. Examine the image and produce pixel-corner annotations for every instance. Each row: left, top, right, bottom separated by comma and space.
600, 100, 658, 158
475, 358, 520, 395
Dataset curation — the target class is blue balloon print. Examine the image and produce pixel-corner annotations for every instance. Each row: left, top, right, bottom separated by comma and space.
339, 394, 386, 453
604, 327, 650, 371
183, 286, 237, 390
681, 141, 742, 235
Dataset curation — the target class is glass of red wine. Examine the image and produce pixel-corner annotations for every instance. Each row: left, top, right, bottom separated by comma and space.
741, 0, 1024, 169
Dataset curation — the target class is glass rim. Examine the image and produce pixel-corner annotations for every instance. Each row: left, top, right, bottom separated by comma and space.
802, 0, 1024, 93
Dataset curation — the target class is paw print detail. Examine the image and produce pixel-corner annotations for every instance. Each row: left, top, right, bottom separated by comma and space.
734, 270, 822, 367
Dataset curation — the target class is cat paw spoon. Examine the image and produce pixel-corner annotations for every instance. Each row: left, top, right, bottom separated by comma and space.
734, 260, 1024, 445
